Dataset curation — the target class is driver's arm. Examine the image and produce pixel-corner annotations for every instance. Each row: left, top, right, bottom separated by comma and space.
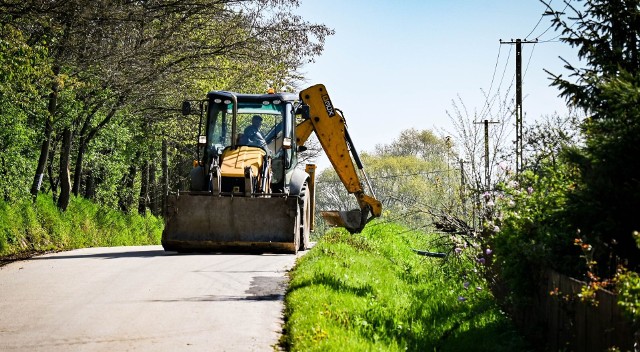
256, 131, 267, 147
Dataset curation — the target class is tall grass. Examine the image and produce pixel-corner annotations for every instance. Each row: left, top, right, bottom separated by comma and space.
281, 222, 530, 351
0, 194, 163, 257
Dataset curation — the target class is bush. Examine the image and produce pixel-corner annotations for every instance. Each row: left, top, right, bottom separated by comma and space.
616, 232, 640, 326
0, 194, 163, 258
486, 159, 582, 306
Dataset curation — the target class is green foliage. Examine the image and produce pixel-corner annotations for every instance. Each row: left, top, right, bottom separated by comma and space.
374, 128, 454, 162
617, 269, 640, 324
545, 0, 640, 109
282, 223, 529, 351
0, 1, 333, 214
0, 194, 162, 258
315, 128, 459, 231
488, 160, 582, 305
0, 23, 50, 201
615, 232, 640, 324
545, 0, 640, 270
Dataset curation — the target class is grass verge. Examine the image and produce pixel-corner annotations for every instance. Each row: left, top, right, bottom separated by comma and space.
0, 194, 163, 261
281, 222, 530, 351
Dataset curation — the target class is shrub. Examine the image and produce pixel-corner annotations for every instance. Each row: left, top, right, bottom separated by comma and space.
0, 194, 163, 258
486, 159, 581, 306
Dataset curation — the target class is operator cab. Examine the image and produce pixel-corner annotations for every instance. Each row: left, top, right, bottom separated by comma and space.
202, 91, 299, 193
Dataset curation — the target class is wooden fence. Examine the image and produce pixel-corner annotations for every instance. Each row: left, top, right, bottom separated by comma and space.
512, 270, 637, 351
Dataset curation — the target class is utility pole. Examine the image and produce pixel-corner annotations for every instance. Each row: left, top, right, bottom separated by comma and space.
500, 38, 537, 174
459, 159, 466, 198
474, 119, 500, 191
459, 158, 473, 229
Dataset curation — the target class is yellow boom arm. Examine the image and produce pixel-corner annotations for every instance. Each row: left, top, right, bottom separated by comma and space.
296, 84, 382, 233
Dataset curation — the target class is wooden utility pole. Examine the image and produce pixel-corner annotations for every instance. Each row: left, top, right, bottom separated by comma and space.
458, 158, 473, 229
459, 159, 466, 198
474, 119, 500, 191
500, 38, 537, 174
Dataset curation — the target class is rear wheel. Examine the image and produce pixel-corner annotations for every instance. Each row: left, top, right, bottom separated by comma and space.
299, 182, 311, 251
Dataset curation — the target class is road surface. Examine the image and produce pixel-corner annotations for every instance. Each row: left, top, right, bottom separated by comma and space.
0, 246, 302, 351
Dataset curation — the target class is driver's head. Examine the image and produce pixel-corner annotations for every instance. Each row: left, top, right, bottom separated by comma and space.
251, 115, 262, 127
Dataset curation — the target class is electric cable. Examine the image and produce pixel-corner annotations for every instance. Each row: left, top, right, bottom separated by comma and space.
479, 45, 513, 121
479, 44, 503, 119
534, 0, 574, 42
315, 169, 454, 185
523, 43, 537, 79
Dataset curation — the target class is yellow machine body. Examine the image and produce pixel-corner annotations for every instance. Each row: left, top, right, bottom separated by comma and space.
220, 146, 265, 178
298, 84, 382, 231
162, 84, 382, 253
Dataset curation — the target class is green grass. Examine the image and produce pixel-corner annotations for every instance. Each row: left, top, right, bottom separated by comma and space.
281, 222, 530, 351
0, 194, 163, 258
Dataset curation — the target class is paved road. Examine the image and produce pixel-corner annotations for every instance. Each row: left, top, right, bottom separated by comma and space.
0, 246, 302, 351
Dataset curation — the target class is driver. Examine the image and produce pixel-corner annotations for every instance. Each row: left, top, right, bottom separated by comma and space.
241, 115, 267, 148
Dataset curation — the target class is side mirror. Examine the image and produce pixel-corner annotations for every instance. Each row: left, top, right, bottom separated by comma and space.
181, 101, 192, 115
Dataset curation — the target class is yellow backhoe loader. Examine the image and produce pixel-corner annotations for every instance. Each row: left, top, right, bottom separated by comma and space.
162, 84, 382, 253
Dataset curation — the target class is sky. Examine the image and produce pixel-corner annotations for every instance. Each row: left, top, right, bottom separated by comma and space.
293, 0, 582, 170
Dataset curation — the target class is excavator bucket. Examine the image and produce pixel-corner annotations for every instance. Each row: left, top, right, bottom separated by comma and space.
320, 209, 368, 234
162, 193, 300, 253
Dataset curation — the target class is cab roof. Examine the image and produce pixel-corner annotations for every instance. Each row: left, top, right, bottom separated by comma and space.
207, 91, 298, 103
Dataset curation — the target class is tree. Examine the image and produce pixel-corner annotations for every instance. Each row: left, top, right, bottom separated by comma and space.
315, 129, 459, 230
0, 22, 49, 201
0, 0, 333, 212
543, 0, 640, 270
522, 112, 583, 170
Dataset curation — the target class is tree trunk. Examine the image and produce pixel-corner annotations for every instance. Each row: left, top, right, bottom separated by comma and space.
162, 138, 169, 215
84, 168, 95, 199
138, 161, 149, 215
149, 160, 158, 215
119, 152, 140, 212
47, 143, 59, 203
57, 127, 73, 211
72, 136, 86, 196
119, 166, 136, 213
30, 117, 53, 198
30, 66, 60, 199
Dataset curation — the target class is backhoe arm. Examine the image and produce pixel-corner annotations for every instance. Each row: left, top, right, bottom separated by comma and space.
296, 84, 382, 233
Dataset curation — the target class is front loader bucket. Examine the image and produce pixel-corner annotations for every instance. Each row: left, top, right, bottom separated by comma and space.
321, 209, 369, 234
162, 193, 300, 253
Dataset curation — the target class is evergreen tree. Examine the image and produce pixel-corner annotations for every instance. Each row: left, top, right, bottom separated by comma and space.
544, 0, 640, 270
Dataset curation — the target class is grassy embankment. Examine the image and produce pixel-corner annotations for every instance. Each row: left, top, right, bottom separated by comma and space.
0, 194, 163, 260
281, 222, 530, 351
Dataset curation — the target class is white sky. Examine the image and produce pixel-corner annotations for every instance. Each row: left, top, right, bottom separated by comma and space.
294, 0, 582, 170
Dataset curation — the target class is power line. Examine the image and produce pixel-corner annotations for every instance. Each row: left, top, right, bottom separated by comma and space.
368, 170, 451, 180
479, 1, 550, 124
523, 42, 537, 79
479, 44, 503, 119
315, 169, 453, 185
524, 14, 546, 41
533, 23, 555, 40
531, 0, 574, 42
500, 39, 538, 174
537, 13, 579, 43
479, 45, 513, 121
480, 1, 575, 122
